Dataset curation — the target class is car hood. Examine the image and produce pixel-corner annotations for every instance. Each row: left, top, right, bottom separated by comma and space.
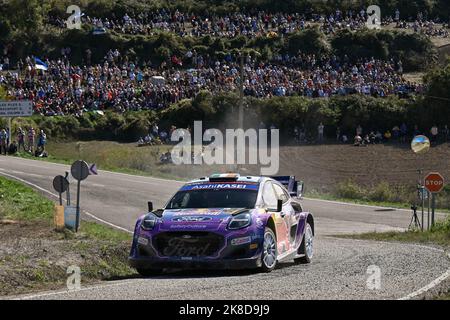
158, 208, 249, 232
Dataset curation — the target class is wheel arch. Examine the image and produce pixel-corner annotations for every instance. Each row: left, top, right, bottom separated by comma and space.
265, 216, 277, 239
306, 213, 314, 236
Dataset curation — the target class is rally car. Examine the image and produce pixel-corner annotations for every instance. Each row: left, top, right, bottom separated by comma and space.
129, 173, 314, 275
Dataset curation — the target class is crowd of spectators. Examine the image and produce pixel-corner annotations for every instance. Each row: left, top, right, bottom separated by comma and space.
290, 122, 450, 146
0, 126, 47, 156
48, 9, 449, 38
0, 49, 421, 116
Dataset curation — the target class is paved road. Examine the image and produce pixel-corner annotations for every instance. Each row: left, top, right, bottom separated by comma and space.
0, 156, 449, 300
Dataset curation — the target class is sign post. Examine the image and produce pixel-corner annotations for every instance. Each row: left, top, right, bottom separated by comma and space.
52, 175, 69, 205
70, 160, 90, 232
424, 172, 445, 229
0, 100, 33, 143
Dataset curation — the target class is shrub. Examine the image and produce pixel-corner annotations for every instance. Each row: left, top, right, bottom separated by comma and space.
335, 180, 365, 200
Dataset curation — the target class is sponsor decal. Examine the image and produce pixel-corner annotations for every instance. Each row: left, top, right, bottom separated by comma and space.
138, 236, 149, 245
231, 236, 252, 246
169, 224, 208, 229
172, 216, 213, 222
163, 238, 211, 257
180, 182, 259, 191
255, 218, 264, 229
172, 210, 222, 216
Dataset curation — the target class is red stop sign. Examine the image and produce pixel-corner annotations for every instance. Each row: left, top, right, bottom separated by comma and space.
424, 172, 445, 193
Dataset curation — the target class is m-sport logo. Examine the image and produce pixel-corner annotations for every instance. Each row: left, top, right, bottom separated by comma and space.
172, 216, 213, 222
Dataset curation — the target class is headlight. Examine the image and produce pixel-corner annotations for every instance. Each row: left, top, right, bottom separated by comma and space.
141, 213, 158, 231
228, 212, 252, 230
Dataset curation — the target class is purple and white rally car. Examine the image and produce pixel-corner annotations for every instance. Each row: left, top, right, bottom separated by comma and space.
129, 173, 314, 275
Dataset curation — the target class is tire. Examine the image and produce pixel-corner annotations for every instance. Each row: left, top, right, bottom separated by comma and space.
136, 268, 163, 277
260, 227, 278, 272
294, 222, 314, 264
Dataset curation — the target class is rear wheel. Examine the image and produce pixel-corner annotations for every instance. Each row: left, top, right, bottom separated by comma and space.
294, 222, 313, 264
136, 268, 163, 277
260, 227, 278, 272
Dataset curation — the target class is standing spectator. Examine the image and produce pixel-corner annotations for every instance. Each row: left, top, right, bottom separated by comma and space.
392, 125, 400, 140
317, 122, 324, 143
400, 123, 408, 143
430, 125, 438, 143
27, 127, 36, 153
0, 128, 7, 155
336, 126, 341, 142
5, 127, 9, 146
356, 125, 363, 137
17, 127, 26, 152
152, 123, 159, 137
37, 130, 47, 151
442, 125, 449, 142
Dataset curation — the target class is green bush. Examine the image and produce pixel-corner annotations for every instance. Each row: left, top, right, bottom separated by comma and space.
336, 180, 365, 200
331, 29, 436, 72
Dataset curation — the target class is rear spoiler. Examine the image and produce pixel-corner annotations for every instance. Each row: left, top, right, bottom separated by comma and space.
270, 175, 304, 198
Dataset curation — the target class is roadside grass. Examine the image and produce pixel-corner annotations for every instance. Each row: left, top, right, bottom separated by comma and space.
0, 176, 54, 221
309, 180, 450, 213
337, 219, 450, 247
0, 176, 136, 296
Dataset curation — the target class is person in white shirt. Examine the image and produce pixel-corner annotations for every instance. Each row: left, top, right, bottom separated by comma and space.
318, 122, 324, 143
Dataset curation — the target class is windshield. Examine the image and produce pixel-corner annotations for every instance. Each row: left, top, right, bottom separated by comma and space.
166, 189, 258, 209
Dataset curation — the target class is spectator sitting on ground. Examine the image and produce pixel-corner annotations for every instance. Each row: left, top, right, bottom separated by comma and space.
375, 131, 383, 143
34, 146, 48, 157
354, 135, 363, 146
368, 131, 376, 144
384, 130, 392, 141
159, 151, 172, 164
7, 141, 18, 155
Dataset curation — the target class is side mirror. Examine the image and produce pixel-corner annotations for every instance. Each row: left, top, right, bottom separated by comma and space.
297, 182, 304, 198
277, 199, 283, 212
148, 201, 153, 212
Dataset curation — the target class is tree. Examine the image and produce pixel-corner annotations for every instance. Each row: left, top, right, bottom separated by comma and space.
421, 62, 450, 126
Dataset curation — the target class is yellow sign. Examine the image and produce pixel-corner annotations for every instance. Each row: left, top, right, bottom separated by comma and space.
54, 205, 65, 230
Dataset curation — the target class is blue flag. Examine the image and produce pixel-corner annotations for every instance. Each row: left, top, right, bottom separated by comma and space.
34, 57, 48, 71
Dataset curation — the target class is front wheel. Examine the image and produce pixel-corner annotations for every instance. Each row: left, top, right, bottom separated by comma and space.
260, 227, 278, 272
294, 222, 314, 264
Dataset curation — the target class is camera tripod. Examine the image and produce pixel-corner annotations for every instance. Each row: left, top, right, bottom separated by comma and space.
408, 204, 421, 230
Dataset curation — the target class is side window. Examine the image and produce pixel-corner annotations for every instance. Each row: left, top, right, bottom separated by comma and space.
273, 184, 289, 203
262, 182, 277, 208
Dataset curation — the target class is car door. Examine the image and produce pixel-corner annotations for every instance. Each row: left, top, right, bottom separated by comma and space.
261, 181, 290, 255
272, 183, 296, 248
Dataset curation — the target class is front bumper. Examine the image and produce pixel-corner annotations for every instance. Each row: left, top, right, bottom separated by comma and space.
128, 256, 261, 270
129, 230, 264, 270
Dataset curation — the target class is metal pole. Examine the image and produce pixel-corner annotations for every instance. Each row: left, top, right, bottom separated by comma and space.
427, 191, 431, 230
76, 179, 81, 232
238, 54, 244, 129
8, 117, 11, 146
431, 193, 436, 228
421, 187, 424, 232
59, 178, 63, 205
65, 171, 71, 206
